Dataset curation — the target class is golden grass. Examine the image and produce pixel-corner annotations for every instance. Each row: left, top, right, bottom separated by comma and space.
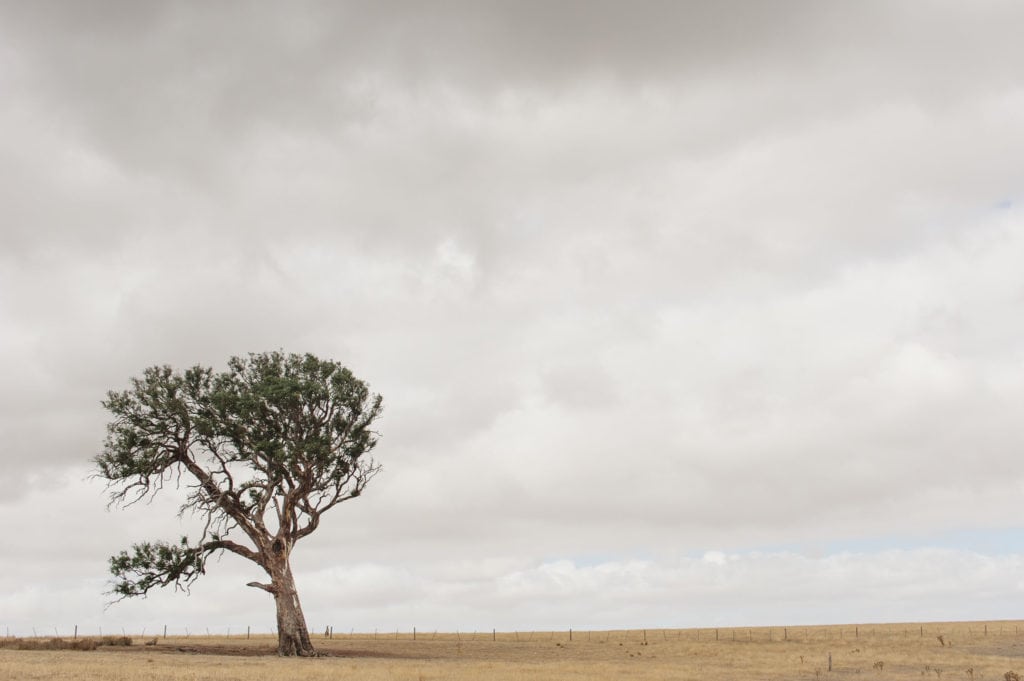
3, 621, 1024, 680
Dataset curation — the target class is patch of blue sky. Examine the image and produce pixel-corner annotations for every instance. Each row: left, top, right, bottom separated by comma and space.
743, 526, 1024, 558
552, 527, 1024, 567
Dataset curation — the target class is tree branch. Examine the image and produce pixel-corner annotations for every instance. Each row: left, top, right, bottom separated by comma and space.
246, 581, 277, 594
176, 451, 267, 551
202, 539, 261, 564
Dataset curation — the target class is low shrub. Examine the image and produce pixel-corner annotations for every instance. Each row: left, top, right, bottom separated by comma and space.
0, 636, 121, 652
97, 635, 133, 647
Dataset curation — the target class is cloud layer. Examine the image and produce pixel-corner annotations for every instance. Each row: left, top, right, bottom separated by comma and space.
1, 1, 1023, 630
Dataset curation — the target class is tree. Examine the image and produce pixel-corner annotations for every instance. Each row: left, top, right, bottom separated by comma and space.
94, 351, 383, 656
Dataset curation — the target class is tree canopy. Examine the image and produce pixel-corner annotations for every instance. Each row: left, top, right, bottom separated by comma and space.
95, 351, 383, 656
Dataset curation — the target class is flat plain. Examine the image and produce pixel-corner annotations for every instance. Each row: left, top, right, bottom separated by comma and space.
3, 621, 1024, 680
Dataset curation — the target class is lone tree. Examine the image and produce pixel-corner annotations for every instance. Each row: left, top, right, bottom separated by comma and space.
94, 351, 382, 656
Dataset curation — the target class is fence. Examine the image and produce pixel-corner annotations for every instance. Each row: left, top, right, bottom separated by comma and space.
4, 621, 1024, 643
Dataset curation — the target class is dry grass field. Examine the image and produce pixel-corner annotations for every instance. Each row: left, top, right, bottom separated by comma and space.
3, 621, 1024, 680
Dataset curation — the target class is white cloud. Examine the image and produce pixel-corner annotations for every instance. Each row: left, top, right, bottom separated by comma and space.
6, 542, 1023, 635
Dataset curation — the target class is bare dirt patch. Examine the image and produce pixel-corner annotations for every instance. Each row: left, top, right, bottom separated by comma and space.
103, 641, 419, 659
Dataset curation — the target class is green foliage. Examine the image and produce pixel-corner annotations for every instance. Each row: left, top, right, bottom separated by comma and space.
96, 365, 214, 503
95, 351, 383, 598
109, 538, 205, 598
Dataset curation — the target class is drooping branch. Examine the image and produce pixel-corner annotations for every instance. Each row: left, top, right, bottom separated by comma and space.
108, 534, 264, 601
108, 538, 207, 599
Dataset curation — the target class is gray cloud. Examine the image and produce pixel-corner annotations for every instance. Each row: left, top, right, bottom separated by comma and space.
2, 0, 1024, 629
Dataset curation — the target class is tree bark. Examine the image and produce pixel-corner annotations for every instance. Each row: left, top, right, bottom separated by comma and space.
266, 545, 316, 657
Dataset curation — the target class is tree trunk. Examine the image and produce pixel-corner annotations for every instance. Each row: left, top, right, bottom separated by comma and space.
267, 549, 316, 657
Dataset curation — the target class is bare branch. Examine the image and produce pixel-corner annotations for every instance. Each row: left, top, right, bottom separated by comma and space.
246, 581, 277, 594
203, 539, 260, 564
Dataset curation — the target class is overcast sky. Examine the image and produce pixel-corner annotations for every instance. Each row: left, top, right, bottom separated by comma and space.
2, 0, 1024, 637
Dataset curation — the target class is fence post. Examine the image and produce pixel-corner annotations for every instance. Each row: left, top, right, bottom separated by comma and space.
74, 625, 78, 640
716, 629, 719, 641
413, 627, 416, 641
569, 628, 572, 642
828, 652, 832, 672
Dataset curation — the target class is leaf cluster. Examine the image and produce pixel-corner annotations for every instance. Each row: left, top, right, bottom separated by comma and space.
108, 538, 205, 598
